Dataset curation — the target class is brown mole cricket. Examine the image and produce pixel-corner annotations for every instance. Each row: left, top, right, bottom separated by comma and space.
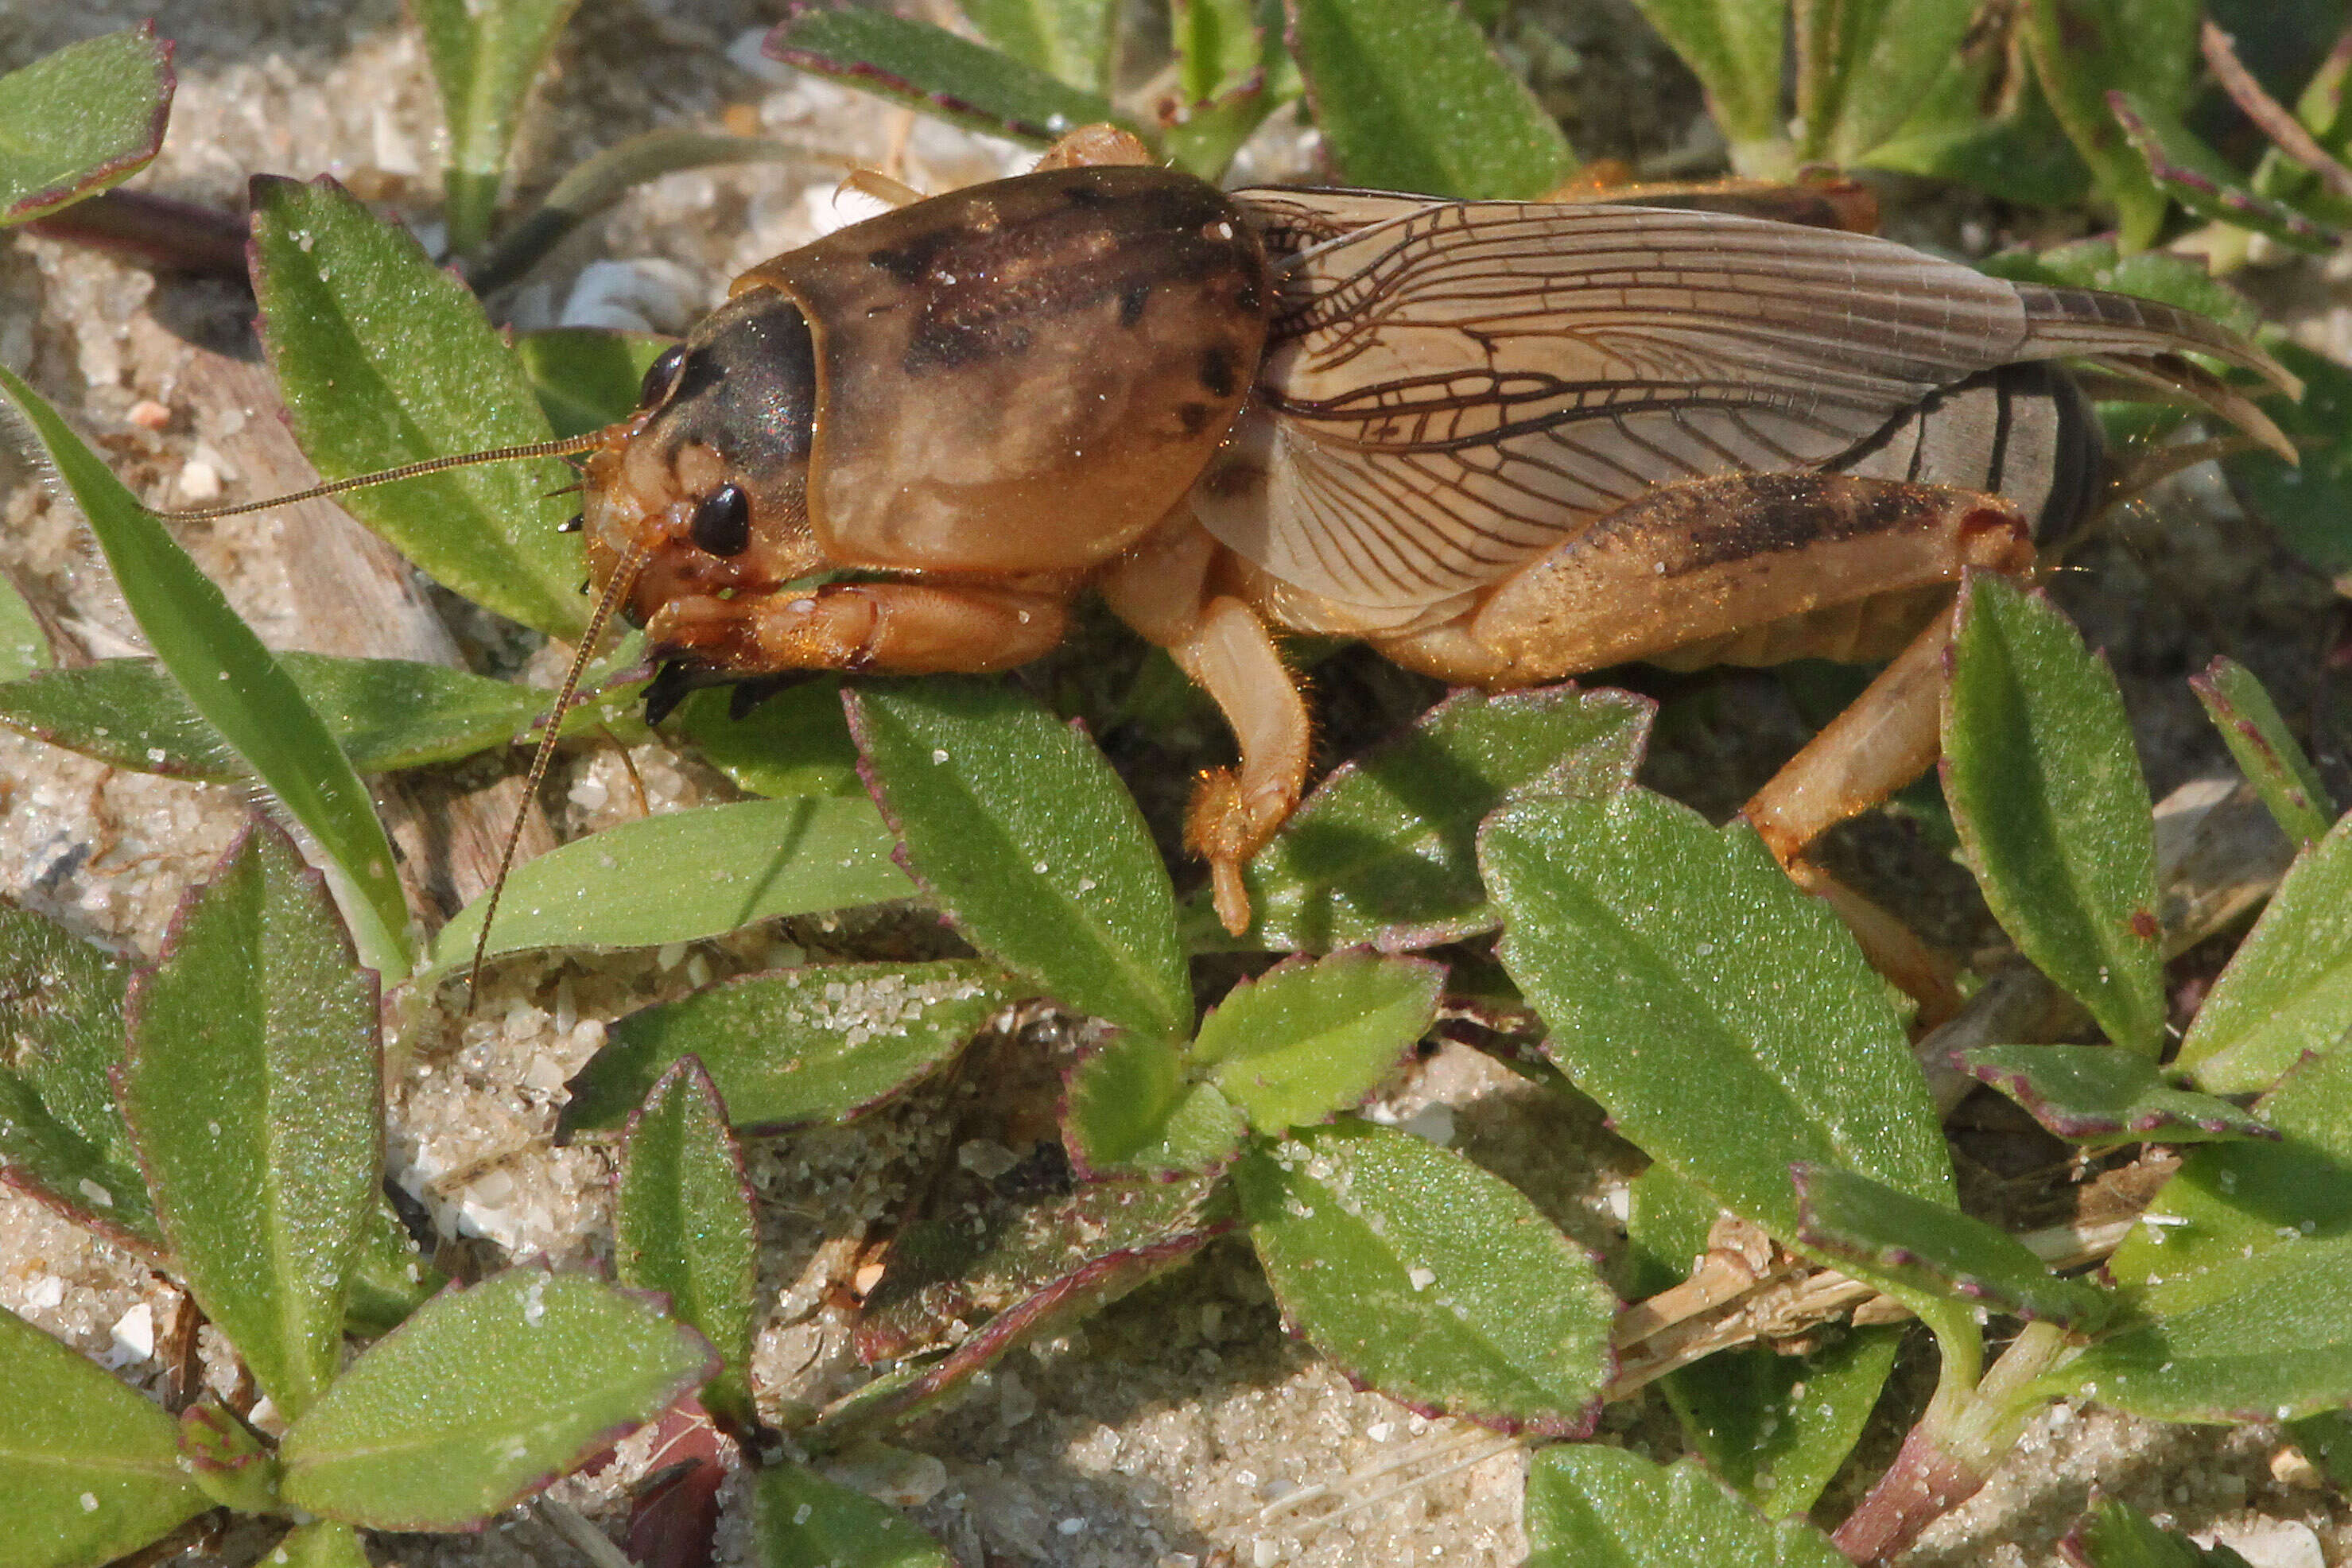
170, 126, 2298, 1008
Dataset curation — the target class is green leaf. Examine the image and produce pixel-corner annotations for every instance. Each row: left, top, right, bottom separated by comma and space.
1865, 54, 2092, 208
1976, 238, 2260, 336
751, 1460, 953, 1567
672, 681, 865, 801
1191, 950, 1440, 1134
0, 907, 158, 1254
2020, 0, 2199, 248
0, 363, 413, 981
2175, 812, 2352, 1093
0, 25, 173, 225
1616, 0, 1783, 154
0, 1070, 159, 1255
1966, 1044, 2280, 1145
1799, 0, 1982, 168
270, 1522, 375, 1568
1625, 1165, 1899, 1519
343, 1201, 444, 1338
278, 1268, 715, 1528
615, 1059, 759, 1426
514, 327, 672, 439
961, 0, 1117, 91
0, 902, 132, 1162
2112, 91, 2343, 254
1943, 574, 2164, 1055
0, 572, 50, 681
1064, 1028, 1245, 1176
1524, 1446, 1849, 1568
848, 679, 1189, 1039
2225, 341, 2352, 596
2065, 1047, 2352, 1422
858, 1169, 1229, 1361
419, 797, 913, 985
2107, 1044, 2352, 1292
765, 6, 1125, 146
1285, 0, 1578, 198
1794, 1165, 2112, 1328
2065, 1496, 2255, 1567
562, 960, 1014, 1135
1237, 1119, 1615, 1435
119, 821, 381, 1421
2192, 657, 2335, 848
1484, 789, 1954, 1244
0, 1305, 208, 1568
250, 174, 585, 641
410, 0, 586, 256
0, 654, 565, 781
2056, 1234, 2352, 1421
178, 1402, 281, 1514
1231, 685, 1651, 953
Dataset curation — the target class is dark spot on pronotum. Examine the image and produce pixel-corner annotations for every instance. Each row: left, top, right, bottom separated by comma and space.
1062, 180, 1108, 208
1200, 343, 1238, 399
867, 244, 929, 284
557, 513, 584, 534
690, 483, 751, 557
1177, 402, 1213, 436
1120, 281, 1150, 328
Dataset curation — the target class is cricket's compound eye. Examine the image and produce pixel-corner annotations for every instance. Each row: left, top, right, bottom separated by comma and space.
690, 483, 752, 557
638, 342, 687, 409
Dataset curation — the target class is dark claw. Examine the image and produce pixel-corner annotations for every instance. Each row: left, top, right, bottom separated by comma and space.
641, 661, 700, 727
727, 672, 819, 720
557, 513, 584, 533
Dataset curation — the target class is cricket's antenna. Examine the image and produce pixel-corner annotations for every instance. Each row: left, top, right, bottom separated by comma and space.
464, 535, 654, 1012
154, 433, 607, 522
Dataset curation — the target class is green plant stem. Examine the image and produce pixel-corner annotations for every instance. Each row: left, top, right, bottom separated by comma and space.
1831, 1316, 2063, 1561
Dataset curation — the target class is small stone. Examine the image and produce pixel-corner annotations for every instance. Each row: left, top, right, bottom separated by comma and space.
126, 399, 171, 430
176, 460, 221, 503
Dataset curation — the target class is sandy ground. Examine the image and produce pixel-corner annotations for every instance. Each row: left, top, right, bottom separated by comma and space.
3, 2, 2351, 1566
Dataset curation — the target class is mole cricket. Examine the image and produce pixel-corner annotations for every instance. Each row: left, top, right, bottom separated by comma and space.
171, 125, 2298, 1005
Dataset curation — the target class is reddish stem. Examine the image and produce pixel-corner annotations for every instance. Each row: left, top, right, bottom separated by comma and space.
1830, 1423, 1986, 1564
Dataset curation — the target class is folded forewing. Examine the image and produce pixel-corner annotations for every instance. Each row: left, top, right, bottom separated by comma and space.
1201, 194, 2038, 612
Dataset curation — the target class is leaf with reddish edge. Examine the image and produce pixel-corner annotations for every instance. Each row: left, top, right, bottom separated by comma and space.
0, 901, 157, 1253
0, 26, 173, 225
2175, 813, 2352, 1093
1062, 1029, 1245, 1178
278, 1267, 716, 1529
178, 1402, 278, 1514
1524, 1446, 1848, 1568
1190, 949, 1441, 1135
857, 1169, 1229, 1363
616, 1060, 759, 1427
561, 961, 1015, 1137
765, 4, 1127, 147
1238, 1119, 1614, 1437
1225, 685, 1651, 953
809, 1227, 1224, 1449
1963, 1045, 2278, 1146
751, 1461, 953, 1567
1943, 573, 2166, 1058
2192, 657, 2335, 848
120, 820, 382, 1422
848, 679, 1190, 1040
2112, 90, 2343, 254
0, 1304, 209, 1568
1794, 1165, 2113, 1329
